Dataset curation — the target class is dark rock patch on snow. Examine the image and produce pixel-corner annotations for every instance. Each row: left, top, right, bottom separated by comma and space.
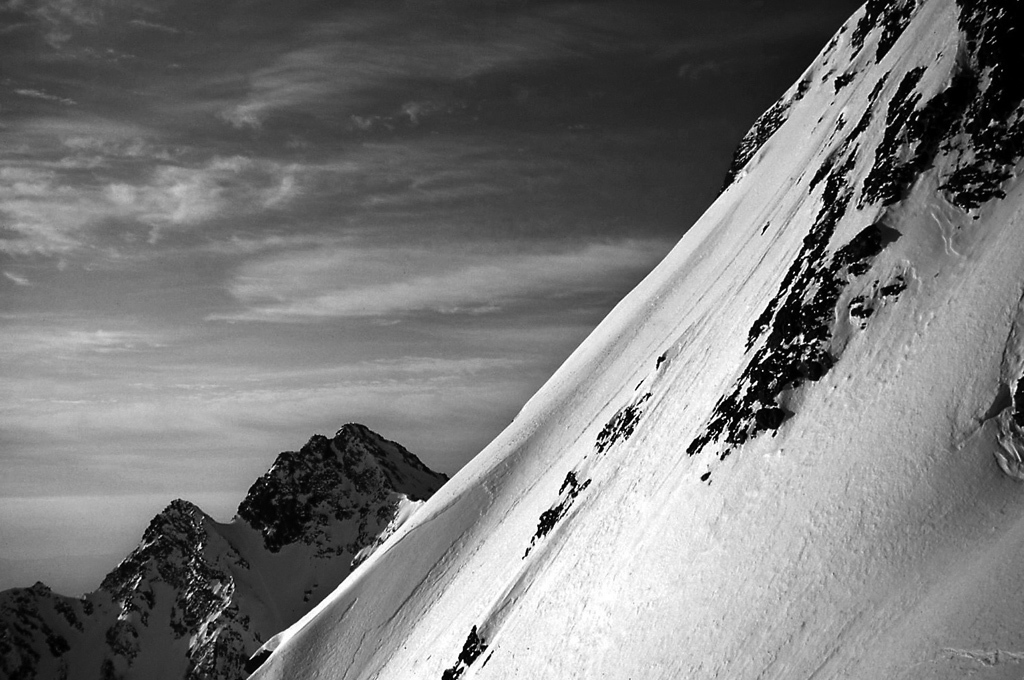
691, 161, 900, 458
1013, 378, 1024, 428
851, 0, 916, 63
861, 67, 926, 205
441, 626, 488, 680
721, 79, 811, 191
940, 0, 1024, 210
524, 471, 592, 559
596, 393, 651, 454
879, 275, 907, 297
834, 71, 857, 94
244, 649, 272, 675
238, 425, 447, 554
864, 67, 978, 207
858, 3, 1024, 212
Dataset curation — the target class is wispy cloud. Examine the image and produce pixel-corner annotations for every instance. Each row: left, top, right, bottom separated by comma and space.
3, 271, 31, 286
0, 165, 110, 255
128, 18, 179, 33
212, 239, 670, 322
0, 155, 301, 255
217, 10, 581, 130
2, 326, 168, 358
677, 60, 725, 81
15, 88, 76, 105
29, 0, 102, 47
105, 157, 287, 234
198, 233, 328, 256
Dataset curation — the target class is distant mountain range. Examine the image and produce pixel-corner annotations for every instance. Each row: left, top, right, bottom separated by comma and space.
0, 424, 448, 680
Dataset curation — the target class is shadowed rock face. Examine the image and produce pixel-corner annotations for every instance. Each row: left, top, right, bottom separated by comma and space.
721, 77, 812, 192
238, 424, 448, 554
0, 424, 447, 680
851, 0, 916, 62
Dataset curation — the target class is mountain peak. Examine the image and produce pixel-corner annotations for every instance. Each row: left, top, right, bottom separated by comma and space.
98, 496, 235, 660
237, 423, 447, 553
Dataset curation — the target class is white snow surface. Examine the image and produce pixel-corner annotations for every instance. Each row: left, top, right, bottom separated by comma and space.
253, 2, 1024, 679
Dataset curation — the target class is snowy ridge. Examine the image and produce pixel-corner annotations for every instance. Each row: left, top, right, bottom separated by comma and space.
251, 2, 1024, 679
0, 424, 447, 680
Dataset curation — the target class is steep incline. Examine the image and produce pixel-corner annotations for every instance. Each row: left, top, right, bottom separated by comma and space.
252, 2, 1024, 679
0, 424, 447, 680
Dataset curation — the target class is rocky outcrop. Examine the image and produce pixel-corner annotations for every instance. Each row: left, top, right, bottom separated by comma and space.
238, 424, 446, 554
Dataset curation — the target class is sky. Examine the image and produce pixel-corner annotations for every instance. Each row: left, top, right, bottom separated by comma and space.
0, 0, 861, 595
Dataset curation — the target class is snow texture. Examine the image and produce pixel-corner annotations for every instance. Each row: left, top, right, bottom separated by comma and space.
245, 1, 1024, 679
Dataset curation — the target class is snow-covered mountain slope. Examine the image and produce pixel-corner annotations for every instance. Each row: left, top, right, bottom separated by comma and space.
0, 424, 447, 680
250, 2, 1024, 679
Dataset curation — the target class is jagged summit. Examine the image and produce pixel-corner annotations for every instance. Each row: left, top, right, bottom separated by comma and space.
334, 423, 446, 492
100, 498, 222, 622
237, 424, 447, 553
0, 424, 447, 680
249, 2, 1024, 679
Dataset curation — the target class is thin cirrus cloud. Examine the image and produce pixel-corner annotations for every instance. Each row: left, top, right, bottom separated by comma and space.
0, 156, 300, 254
212, 239, 672, 322
0, 165, 108, 255
1, 325, 168, 360
15, 89, 77, 106
217, 9, 590, 130
24, 0, 101, 47
127, 18, 179, 33
104, 156, 301, 235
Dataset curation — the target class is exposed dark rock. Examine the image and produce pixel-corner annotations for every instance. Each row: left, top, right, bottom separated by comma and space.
0, 580, 100, 680
879, 275, 907, 297
940, 0, 1024, 209
238, 425, 447, 553
755, 407, 788, 431
1012, 377, 1024, 428
596, 393, 651, 454
852, 0, 916, 62
691, 147, 900, 458
721, 78, 811, 191
850, 297, 874, 320
855, 2, 1024, 212
865, 67, 977, 207
861, 67, 926, 205
524, 471, 592, 558
834, 223, 901, 266
243, 649, 272, 675
834, 71, 857, 93
441, 627, 488, 680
